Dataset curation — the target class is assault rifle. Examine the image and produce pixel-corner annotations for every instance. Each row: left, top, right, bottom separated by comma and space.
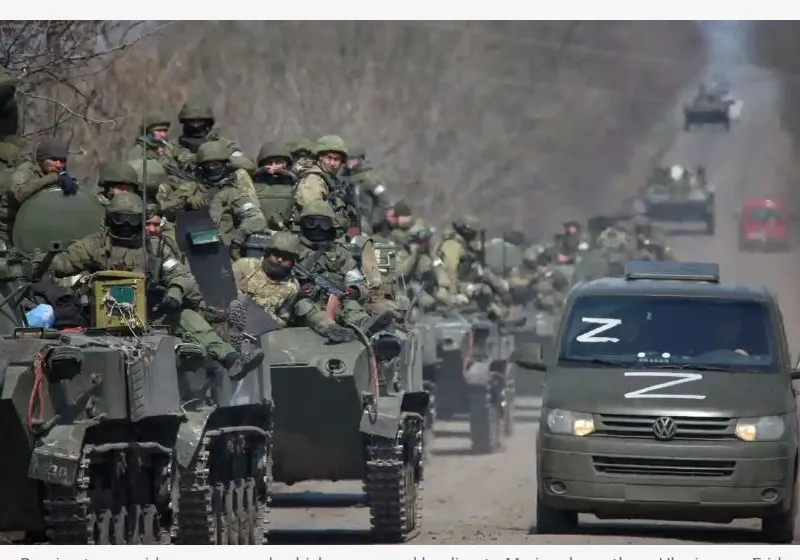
292, 261, 347, 298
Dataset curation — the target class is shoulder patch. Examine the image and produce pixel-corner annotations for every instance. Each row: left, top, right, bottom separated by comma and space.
162, 257, 179, 272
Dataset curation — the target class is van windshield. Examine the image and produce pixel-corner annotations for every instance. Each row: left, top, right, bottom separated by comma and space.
558, 295, 777, 373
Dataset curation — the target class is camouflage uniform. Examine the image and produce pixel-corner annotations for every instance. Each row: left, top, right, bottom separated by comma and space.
293, 135, 347, 209
232, 232, 353, 342
3, 138, 74, 243
251, 141, 297, 230
287, 138, 315, 176
173, 98, 254, 173
399, 220, 453, 310
125, 112, 181, 171
341, 144, 392, 229
295, 200, 392, 332
507, 246, 541, 304
48, 192, 261, 379
168, 140, 266, 257
438, 216, 509, 319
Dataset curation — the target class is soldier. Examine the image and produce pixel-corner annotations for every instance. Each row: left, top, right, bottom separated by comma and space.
596, 225, 638, 261
438, 215, 510, 320
341, 144, 393, 229
507, 246, 541, 305
48, 192, 263, 381
295, 200, 393, 333
230, 231, 355, 342
294, 135, 347, 210
125, 112, 180, 171
556, 220, 590, 261
399, 220, 454, 310
287, 138, 315, 175
167, 140, 266, 258
502, 229, 527, 247
251, 141, 297, 230
174, 97, 254, 173
2, 137, 79, 242
126, 158, 180, 241
530, 248, 568, 312
95, 161, 141, 206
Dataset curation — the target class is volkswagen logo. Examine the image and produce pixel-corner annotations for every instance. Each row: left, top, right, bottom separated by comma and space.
652, 416, 678, 441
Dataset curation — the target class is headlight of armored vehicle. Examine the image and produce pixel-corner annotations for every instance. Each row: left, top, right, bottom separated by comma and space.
735, 415, 786, 442
546, 409, 595, 436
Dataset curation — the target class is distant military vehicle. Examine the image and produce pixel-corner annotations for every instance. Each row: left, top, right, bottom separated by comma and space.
639, 165, 715, 235
683, 87, 732, 131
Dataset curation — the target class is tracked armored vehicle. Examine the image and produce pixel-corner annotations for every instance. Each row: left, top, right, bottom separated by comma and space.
683, 89, 731, 131
173, 209, 276, 544
0, 252, 184, 544
640, 174, 715, 235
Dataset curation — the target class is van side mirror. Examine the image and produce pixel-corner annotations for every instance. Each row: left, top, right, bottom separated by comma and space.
511, 343, 547, 372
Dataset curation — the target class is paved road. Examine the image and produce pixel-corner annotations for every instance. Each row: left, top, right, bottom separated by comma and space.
269, 60, 800, 544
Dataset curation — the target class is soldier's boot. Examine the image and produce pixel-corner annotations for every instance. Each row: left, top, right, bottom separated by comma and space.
222, 347, 264, 382
358, 310, 394, 337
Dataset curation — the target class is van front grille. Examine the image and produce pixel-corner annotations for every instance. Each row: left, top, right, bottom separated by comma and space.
595, 414, 733, 440
592, 455, 735, 478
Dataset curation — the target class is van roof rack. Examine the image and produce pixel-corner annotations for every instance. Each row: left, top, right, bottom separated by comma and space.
624, 260, 720, 283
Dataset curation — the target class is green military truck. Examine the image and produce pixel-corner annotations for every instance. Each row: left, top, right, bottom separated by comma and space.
514, 261, 799, 543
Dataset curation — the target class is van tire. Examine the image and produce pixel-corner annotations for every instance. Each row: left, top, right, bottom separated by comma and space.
535, 497, 578, 534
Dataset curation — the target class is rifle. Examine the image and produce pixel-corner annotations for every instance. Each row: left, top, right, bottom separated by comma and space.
292, 261, 346, 298
163, 162, 196, 184
330, 178, 361, 232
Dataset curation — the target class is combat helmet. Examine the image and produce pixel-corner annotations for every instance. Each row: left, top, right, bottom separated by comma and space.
314, 135, 348, 159
256, 141, 293, 167
178, 98, 215, 124
453, 214, 480, 238
348, 143, 366, 160
265, 231, 301, 257
141, 112, 171, 133
0, 141, 20, 166
106, 191, 144, 244
127, 158, 167, 193
287, 138, 314, 158
98, 161, 140, 188
196, 140, 231, 165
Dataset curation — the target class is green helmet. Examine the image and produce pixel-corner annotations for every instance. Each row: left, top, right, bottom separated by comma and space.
141, 112, 171, 132
409, 219, 434, 240
348, 144, 366, 159
106, 190, 143, 216
0, 141, 20, 165
299, 199, 337, 220
265, 231, 301, 256
453, 214, 480, 233
287, 138, 314, 156
196, 140, 230, 165
127, 158, 167, 190
314, 135, 348, 158
256, 141, 292, 166
178, 98, 215, 123
98, 161, 140, 187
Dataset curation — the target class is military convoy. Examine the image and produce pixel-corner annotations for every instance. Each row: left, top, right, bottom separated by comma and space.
683, 87, 733, 131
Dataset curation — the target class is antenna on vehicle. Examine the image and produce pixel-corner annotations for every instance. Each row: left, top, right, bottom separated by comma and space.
140, 117, 149, 332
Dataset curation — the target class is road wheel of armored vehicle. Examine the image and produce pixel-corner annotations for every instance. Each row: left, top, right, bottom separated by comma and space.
468, 387, 503, 454
422, 380, 436, 466
174, 433, 272, 544
43, 445, 174, 545
365, 418, 423, 543
761, 477, 797, 544
535, 496, 578, 535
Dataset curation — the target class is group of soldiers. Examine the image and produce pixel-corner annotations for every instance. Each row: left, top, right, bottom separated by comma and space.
0, 92, 677, 381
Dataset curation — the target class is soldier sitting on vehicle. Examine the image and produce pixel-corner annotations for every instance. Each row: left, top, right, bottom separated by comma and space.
398, 219, 454, 310
229, 231, 355, 343
46, 192, 264, 381
165, 140, 266, 259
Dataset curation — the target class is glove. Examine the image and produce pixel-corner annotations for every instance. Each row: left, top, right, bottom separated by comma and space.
325, 324, 355, 343
159, 296, 182, 314
57, 171, 79, 195
186, 191, 209, 210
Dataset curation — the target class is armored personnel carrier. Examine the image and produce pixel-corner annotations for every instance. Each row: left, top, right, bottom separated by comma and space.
0, 250, 184, 544
683, 88, 731, 131
172, 210, 276, 545
640, 167, 715, 235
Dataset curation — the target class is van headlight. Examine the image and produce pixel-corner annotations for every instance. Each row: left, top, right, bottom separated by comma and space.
546, 409, 595, 436
734, 416, 786, 442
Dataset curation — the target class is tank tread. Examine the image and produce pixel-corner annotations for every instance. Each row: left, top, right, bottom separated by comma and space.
175, 430, 271, 545
365, 421, 422, 543
43, 444, 93, 544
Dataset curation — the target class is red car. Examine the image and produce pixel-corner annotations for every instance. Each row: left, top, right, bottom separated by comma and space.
738, 198, 790, 252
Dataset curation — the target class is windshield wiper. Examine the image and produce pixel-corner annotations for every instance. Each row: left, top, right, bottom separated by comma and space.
643, 363, 732, 372
559, 357, 629, 367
